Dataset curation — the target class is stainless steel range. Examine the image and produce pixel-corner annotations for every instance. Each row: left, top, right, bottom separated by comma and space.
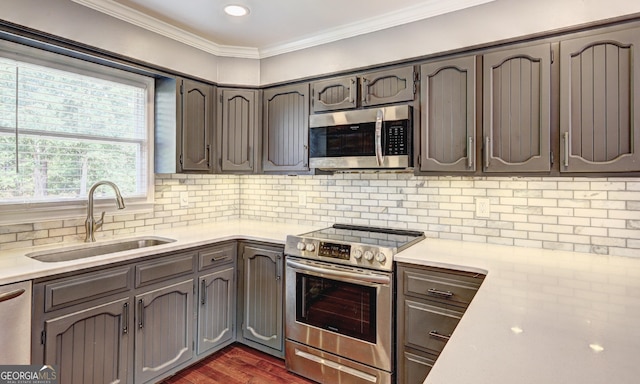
284, 224, 425, 384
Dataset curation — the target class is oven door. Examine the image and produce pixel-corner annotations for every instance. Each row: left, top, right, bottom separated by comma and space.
285, 257, 393, 372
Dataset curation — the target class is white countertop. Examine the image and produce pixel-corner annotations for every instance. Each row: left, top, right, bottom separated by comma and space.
0, 220, 318, 285
2, 220, 639, 383
395, 239, 640, 384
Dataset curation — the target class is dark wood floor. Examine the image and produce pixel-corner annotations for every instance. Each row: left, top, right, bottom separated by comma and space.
161, 344, 317, 384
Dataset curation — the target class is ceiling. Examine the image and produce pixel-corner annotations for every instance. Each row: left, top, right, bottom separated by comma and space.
71, 0, 494, 59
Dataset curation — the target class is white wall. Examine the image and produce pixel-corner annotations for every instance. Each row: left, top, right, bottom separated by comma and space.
2, 0, 640, 85
0, 0, 260, 85
260, 0, 640, 84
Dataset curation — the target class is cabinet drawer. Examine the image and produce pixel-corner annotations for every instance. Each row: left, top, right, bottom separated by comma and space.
401, 348, 437, 384
404, 299, 463, 355
135, 253, 195, 287
402, 266, 483, 308
198, 242, 236, 271
44, 266, 131, 312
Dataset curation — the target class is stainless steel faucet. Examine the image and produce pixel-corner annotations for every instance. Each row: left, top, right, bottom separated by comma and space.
85, 181, 126, 242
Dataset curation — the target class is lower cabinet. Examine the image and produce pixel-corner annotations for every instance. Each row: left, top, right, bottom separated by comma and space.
197, 266, 235, 355
32, 240, 286, 383
134, 279, 194, 384
396, 263, 485, 384
237, 242, 284, 357
43, 297, 132, 384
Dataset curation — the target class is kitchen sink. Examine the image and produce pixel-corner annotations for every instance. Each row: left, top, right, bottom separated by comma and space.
26, 237, 176, 263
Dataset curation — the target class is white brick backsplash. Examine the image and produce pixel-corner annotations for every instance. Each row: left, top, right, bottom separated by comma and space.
1, 174, 639, 258
574, 226, 607, 236
558, 217, 590, 226
573, 208, 608, 218
609, 191, 640, 200
528, 215, 558, 224
528, 181, 557, 190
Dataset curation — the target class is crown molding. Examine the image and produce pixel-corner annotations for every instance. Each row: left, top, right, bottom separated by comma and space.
72, 0, 494, 60
258, 0, 496, 58
70, 0, 260, 59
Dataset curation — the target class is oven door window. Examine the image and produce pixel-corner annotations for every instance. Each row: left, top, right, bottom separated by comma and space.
296, 273, 376, 343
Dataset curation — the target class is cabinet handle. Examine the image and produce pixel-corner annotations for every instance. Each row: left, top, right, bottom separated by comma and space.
138, 299, 144, 329
276, 254, 283, 281
563, 132, 569, 168
206, 144, 211, 167
485, 136, 490, 169
350, 78, 356, 104
361, 78, 367, 104
429, 330, 451, 341
427, 288, 453, 298
123, 302, 129, 334
467, 136, 474, 169
201, 279, 206, 305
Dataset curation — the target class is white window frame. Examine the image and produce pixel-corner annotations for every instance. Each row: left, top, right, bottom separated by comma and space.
0, 39, 155, 225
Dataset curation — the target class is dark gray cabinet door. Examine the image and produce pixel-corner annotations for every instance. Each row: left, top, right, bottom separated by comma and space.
218, 88, 258, 172
420, 56, 478, 172
180, 79, 213, 172
241, 244, 283, 352
311, 76, 357, 112
197, 266, 235, 355
361, 66, 415, 107
263, 83, 309, 172
44, 298, 132, 384
134, 279, 193, 384
560, 28, 640, 172
483, 43, 551, 172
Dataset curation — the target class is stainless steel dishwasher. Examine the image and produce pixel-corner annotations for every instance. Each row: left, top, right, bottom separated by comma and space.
0, 281, 32, 364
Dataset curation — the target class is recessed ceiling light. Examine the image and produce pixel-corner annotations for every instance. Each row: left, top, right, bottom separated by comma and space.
224, 5, 249, 17
589, 343, 604, 353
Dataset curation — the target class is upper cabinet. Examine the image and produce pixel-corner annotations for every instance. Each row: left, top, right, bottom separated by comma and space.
419, 56, 478, 172
311, 66, 416, 113
483, 43, 552, 172
154, 77, 214, 173
361, 66, 416, 107
311, 75, 357, 112
560, 27, 640, 172
262, 83, 310, 173
217, 88, 260, 173
180, 79, 215, 172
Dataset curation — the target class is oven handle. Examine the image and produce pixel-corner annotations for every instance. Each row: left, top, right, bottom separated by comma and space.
375, 109, 384, 166
286, 259, 391, 285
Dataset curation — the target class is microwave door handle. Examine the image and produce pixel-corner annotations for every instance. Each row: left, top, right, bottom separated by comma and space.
375, 109, 384, 166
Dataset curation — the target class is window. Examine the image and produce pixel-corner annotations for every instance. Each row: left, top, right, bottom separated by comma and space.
0, 40, 154, 222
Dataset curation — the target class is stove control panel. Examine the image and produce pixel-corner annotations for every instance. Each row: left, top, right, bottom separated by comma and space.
318, 242, 351, 260
286, 237, 391, 270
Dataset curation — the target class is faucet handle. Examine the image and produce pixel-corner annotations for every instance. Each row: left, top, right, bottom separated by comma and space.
95, 211, 106, 231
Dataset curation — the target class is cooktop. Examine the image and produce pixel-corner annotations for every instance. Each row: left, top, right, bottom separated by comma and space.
285, 224, 425, 271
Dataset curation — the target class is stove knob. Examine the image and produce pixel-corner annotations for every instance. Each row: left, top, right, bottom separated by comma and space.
353, 249, 363, 259
296, 242, 306, 251
364, 251, 374, 261
305, 243, 316, 252
376, 252, 387, 264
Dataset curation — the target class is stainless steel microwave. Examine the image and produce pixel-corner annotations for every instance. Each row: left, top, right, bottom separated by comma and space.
309, 105, 412, 170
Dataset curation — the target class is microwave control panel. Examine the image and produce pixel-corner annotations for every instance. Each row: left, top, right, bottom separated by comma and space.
384, 122, 408, 155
